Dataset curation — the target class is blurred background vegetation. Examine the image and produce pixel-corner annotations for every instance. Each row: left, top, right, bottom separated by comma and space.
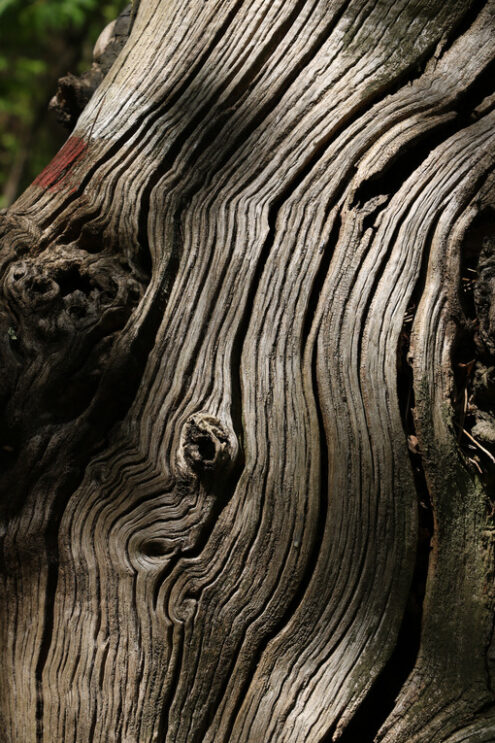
0, 0, 127, 207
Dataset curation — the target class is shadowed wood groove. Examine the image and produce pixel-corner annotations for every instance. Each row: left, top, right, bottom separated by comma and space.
0, 1, 494, 742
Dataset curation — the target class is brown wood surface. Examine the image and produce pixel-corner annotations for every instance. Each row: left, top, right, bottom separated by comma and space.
1, 1, 494, 741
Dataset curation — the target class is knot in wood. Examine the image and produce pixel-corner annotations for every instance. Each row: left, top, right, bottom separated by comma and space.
6, 260, 60, 312
3, 248, 142, 339
181, 413, 236, 476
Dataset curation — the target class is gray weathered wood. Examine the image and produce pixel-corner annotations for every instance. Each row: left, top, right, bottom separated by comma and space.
1, 1, 494, 741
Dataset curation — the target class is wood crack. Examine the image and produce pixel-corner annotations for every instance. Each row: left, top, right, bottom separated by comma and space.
3, 2, 495, 741
218, 211, 343, 743
334, 215, 436, 743
432, 0, 489, 62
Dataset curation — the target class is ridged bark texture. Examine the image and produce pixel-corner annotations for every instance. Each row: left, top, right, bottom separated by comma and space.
0, 1, 494, 741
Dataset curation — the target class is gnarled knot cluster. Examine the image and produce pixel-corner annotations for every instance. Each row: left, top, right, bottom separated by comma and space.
0, 209, 147, 434
0, 211, 143, 343
3, 250, 141, 339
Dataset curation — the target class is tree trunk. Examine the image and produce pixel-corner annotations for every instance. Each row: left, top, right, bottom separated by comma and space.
1, 1, 494, 741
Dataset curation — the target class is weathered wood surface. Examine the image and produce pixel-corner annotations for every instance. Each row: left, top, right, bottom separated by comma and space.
1, 1, 494, 741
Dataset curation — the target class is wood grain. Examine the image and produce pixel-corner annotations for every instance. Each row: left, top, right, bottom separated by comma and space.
1, 0, 494, 741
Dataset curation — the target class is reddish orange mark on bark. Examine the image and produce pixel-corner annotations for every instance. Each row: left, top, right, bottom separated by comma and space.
33, 136, 88, 192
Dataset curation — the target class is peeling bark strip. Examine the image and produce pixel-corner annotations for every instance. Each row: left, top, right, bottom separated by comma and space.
1, 1, 495, 742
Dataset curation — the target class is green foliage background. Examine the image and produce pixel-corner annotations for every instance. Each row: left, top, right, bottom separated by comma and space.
0, 0, 128, 207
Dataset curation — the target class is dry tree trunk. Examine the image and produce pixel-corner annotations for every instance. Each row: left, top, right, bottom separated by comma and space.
0, 1, 494, 741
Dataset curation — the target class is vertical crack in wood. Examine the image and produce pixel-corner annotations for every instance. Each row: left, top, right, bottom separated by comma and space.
454, 206, 495, 482
3, 0, 495, 741
376, 118, 495, 742
453, 203, 495, 693
329, 50, 495, 740
216, 210, 342, 743
432, 0, 489, 61
331, 219, 436, 743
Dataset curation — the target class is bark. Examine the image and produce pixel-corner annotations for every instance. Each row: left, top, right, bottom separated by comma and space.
0, 1, 494, 742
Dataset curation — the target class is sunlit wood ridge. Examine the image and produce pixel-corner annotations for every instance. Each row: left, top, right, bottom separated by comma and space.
0, 0, 494, 741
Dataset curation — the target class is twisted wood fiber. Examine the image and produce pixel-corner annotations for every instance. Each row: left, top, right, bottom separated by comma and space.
1, 0, 494, 741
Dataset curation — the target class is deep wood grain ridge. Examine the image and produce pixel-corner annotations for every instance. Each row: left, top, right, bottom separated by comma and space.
0, 1, 494, 741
